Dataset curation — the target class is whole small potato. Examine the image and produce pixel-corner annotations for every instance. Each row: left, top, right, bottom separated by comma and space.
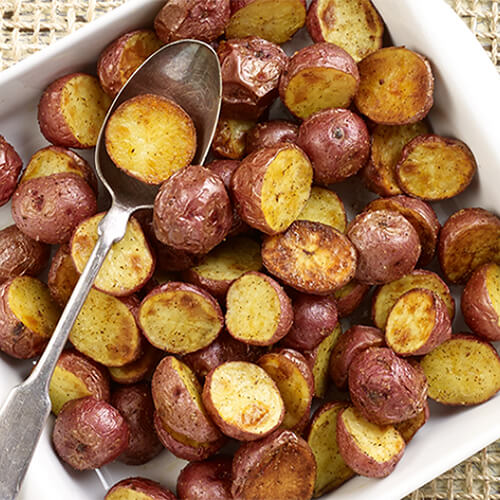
106, 477, 177, 500
297, 108, 370, 184
153, 165, 233, 254
246, 120, 299, 154
52, 396, 129, 470
0, 135, 23, 207
12, 173, 97, 244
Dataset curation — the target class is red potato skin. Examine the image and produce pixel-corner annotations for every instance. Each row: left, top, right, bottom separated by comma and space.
334, 280, 371, 318
0, 225, 50, 285
245, 121, 299, 155
153, 165, 233, 255
177, 456, 233, 500
111, 383, 163, 465
106, 478, 177, 500
11, 173, 97, 245
218, 37, 288, 119
297, 108, 370, 184
52, 396, 129, 470
154, 0, 230, 44
281, 293, 338, 351
395, 400, 430, 443
461, 263, 500, 341
347, 209, 421, 285
348, 347, 428, 425
0, 135, 23, 206
329, 325, 385, 389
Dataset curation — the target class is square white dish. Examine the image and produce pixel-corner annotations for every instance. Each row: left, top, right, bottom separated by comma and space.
0, 0, 500, 498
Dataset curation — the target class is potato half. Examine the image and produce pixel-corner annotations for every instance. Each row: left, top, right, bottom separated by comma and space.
212, 117, 255, 159
394, 402, 429, 443
0, 135, 23, 207
47, 244, 79, 307
106, 478, 177, 500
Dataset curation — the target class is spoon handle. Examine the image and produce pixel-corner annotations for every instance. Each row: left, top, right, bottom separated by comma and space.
0, 203, 131, 500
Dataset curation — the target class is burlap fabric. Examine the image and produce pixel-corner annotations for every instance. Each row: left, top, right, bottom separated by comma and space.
1, 1, 500, 499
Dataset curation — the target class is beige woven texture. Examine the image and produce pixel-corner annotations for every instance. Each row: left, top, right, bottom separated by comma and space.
1, 0, 500, 499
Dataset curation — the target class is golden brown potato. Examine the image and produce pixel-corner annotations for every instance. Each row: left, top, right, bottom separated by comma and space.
306, 0, 384, 62
139, 282, 224, 354
394, 401, 429, 443
97, 29, 163, 98
105, 93, 196, 184
396, 135, 477, 201
38, 73, 111, 148
438, 208, 500, 284
333, 280, 371, 318
355, 47, 434, 125
0, 276, 60, 359
279, 43, 360, 120
47, 244, 79, 307
231, 143, 313, 235
106, 478, 177, 500
212, 117, 255, 159
245, 120, 299, 155
0, 135, 23, 206
262, 220, 357, 294
421, 334, 500, 406
226, 0, 307, 43
296, 187, 347, 232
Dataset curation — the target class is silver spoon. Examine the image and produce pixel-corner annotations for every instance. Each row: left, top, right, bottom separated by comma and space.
0, 39, 222, 500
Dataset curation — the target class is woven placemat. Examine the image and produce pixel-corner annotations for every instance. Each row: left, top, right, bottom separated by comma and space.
1, 1, 500, 499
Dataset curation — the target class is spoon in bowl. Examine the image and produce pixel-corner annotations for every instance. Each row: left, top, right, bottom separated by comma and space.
0, 39, 222, 500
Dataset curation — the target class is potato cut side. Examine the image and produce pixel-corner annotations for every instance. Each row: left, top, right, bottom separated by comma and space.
69, 289, 141, 367
307, 403, 354, 497
61, 75, 111, 147
261, 146, 313, 233
48, 246, 80, 307
71, 214, 154, 296
396, 135, 477, 200
355, 47, 434, 125
49, 366, 92, 415
297, 186, 347, 232
212, 117, 255, 160
226, 0, 306, 44
487, 265, 500, 327
107, 489, 152, 500
420, 336, 500, 405
284, 67, 358, 120
105, 93, 196, 184
8, 276, 60, 338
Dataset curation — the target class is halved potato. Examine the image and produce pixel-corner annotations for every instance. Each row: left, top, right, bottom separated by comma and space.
139, 282, 223, 354
396, 135, 477, 201
354, 47, 434, 125
202, 361, 285, 441
333, 280, 371, 318
71, 213, 155, 296
420, 334, 500, 406
337, 406, 405, 478
212, 117, 256, 159
305, 402, 355, 497
297, 186, 347, 232
105, 93, 196, 184
47, 245, 79, 307
106, 477, 177, 500
262, 220, 357, 294
0, 135, 23, 207
394, 401, 429, 443
225, 272, 293, 346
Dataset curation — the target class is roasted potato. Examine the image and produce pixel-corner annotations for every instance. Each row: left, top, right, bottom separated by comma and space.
262, 220, 357, 294
279, 43, 360, 120
231, 429, 316, 500
305, 402, 355, 497
329, 325, 384, 389
396, 135, 477, 201
12, 173, 97, 244
153, 165, 233, 254
354, 47, 434, 125
154, 0, 230, 44
420, 334, 500, 406
297, 108, 370, 184
71, 213, 155, 296
0, 276, 60, 359
226, 272, 293, 346
348, 347, 428, 425
218, 37, 288, 119
49, 349, 110, 416
38, 72, 111, 148
0, 225, 50, 285
0, 135, 23, 206
462, 263, 500, 341
225, 0, 307, 44
212, 117, 255, 159
306, 0, 384, 62
105, 94, 196, 184
106, 478, 177, 500
202, 361, 285, 441
139, 282, 223, 354
47, 244, 79, 307
52, 396, 129, 470
246, 120, 299, 154
394, 401, 429, 443
333, 280, 371, 318
97, 29, 163, 98
438, 208, 500, 284
337, 406, 405, 478
231, 143, 313, 235
347, 209, 421, 285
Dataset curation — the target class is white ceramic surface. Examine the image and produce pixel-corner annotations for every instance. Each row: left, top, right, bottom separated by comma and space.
0, 0, 500, 498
